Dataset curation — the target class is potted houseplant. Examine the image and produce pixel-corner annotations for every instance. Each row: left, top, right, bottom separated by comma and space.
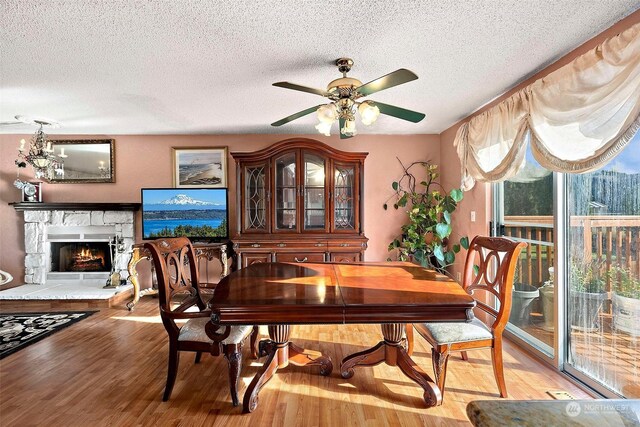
569, 260, 608, 331
610, 265, 640, 336
385, 160, 468, 270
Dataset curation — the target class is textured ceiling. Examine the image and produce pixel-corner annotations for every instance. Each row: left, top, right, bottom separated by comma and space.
1, 0, 638, 135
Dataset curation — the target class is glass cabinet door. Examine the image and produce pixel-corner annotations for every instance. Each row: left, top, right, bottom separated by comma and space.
303, 153, 326, 230
243, 163, 268, 232
275, 152, 297, 230
333, 163, 356, 231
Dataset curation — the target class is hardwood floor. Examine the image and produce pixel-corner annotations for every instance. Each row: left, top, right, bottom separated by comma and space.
0, 299, 591, 426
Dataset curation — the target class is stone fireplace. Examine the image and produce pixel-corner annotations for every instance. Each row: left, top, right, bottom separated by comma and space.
17, 203, 139, 286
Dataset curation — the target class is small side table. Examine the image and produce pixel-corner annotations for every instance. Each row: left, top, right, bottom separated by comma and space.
126, 241, 232, 311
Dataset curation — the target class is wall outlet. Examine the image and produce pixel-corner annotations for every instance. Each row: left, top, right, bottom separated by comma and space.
456, 272, 462, 282
470, 211, 476, 222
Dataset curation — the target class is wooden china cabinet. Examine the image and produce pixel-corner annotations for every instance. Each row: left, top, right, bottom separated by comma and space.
231, 138, 368, 268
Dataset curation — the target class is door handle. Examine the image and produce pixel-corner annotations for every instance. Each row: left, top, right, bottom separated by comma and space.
294, 257, 308, 263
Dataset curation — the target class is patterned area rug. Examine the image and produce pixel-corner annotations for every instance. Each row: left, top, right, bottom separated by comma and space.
0, 311, 97, 359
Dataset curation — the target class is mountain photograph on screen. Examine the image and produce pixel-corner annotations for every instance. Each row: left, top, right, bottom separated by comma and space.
141, 188, 228, 240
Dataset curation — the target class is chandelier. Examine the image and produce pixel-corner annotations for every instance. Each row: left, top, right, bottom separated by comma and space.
15, 120, 63, 181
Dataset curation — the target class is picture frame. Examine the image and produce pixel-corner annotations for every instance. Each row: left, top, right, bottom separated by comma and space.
172, 147, 228, 188
49, 139, 115, 183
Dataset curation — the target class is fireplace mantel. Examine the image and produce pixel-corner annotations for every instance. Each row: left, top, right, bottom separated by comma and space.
10, 202, 140, 211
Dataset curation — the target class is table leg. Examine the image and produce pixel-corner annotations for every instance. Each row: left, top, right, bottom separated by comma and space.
243, 325, 333, 413
126, 247, 152, 310
220, 242, 230, 278
340, 323, 442, 407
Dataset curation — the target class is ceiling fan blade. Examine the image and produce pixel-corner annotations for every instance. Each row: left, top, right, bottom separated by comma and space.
273, 82, 330, 97
356, 69, 419, 97
375, 101, 426, 123
271, 104, 325, 127
339, 117, 353, 139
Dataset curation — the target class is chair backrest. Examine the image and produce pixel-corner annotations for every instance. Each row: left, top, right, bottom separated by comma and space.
144, 237, 206, 330
462, 236, 527, 333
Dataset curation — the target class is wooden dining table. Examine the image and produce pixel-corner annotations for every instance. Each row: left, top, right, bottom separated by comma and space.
205, 261, 476, 413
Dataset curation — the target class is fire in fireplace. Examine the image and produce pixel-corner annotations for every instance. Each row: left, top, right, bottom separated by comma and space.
50, 242, 112, 273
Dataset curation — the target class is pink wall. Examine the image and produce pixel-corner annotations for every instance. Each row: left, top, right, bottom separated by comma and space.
439, 10, 640, 280
0, 133, 440, 284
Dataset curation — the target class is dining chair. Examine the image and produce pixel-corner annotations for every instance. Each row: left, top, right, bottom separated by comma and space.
145, 237, 259, 406
413, 236, 527, 401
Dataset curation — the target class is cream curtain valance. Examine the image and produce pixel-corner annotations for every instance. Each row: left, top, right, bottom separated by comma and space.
455, 22, 640, 190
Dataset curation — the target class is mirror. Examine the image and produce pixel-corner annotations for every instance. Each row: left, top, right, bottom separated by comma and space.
50, 139, 115, 183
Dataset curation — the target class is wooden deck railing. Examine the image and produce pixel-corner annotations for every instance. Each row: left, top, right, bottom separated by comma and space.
504, 215, 640, 289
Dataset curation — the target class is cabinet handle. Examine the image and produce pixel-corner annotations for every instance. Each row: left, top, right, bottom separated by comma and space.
340, 243, 350, 247
276, 243, 287, 247
294, 257, 308, 263
251, 243, 261, 248
314, 243, 324, 247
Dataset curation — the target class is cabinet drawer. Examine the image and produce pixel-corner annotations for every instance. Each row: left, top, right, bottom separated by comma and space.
275, 252, 326, 263
329, 252, 361, 263
327, 241, 364, 250
242, 253, 272, 268
236, 242, 271, 250
236, 241, 327, 250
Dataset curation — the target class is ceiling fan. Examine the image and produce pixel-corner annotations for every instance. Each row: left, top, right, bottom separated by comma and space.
271, 58, 425, 139
0, 115, 60, 128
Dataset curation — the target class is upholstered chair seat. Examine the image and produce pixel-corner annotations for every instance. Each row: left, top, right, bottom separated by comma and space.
420, 318, 492, 345
178, 318, 253, 345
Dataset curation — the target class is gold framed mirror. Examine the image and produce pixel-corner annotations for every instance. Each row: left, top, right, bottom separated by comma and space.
49, 139, 115, 183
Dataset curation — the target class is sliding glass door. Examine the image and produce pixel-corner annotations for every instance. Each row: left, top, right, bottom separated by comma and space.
564, 134, 640, 398
494, 133, 640, 397
494, 149, 555, 358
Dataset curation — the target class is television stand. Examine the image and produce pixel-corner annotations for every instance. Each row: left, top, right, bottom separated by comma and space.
126, 241, 231, 311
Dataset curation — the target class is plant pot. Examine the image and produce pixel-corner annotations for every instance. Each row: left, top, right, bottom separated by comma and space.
509, 284, 540, 326
569, 291, 607, 332
539, 282, 554, 331
612, 292, 640, 336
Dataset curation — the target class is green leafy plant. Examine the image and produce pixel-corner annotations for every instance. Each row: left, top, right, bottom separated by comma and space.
609, 265, 640, 300
384, 159, 469, 269
570, 259, 606, 293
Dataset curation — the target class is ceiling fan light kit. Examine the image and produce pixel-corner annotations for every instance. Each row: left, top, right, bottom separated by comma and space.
271, 58, 426, 139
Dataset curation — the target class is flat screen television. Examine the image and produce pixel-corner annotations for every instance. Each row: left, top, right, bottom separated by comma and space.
141, 188, 229, 242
